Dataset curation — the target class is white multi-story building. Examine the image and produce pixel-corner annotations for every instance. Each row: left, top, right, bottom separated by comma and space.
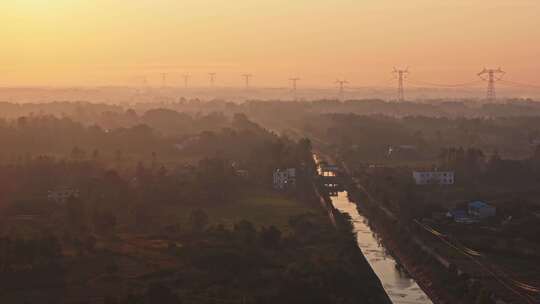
273, 168, 296, 190
47, 189, 80, 204
413, 171, 454, 185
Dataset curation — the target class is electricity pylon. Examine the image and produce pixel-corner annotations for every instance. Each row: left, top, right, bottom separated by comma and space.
478, 68, 505, 101
242, 74, 253, 89
160, 73, 168, 88
335, 79, 349, 101
209, 73, 216, 87
182, 74, 190, 89
289, 77, 300, 100
393, 67, 409, 102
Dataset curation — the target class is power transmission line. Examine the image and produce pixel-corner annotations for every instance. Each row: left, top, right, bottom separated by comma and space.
241, 74, 253, 89
141, 76, 148, 88
478, 68, 505, 101
289, 77, 300, 100
160, 73, 168, 88
182, 74, 190, 89
499, 79, 540, 89
415, 220, 537, 303
393, 67, 409, 102
209, 73, 216, 87
289, 77, 300, 91
335, 79, 349, 100
408, 79, 483, 88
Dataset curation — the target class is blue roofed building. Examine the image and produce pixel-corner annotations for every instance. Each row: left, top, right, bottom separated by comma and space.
447, 209, 477, 223
468, 201, 496, 219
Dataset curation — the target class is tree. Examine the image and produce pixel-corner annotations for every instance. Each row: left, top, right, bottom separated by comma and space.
531, 144, 540, 171
67, 196, 87, 233
143, 283, 178, 304
188, 209, 208, 234
103, 296, 119, 304
106, 262, 119, 275
475, 288, 494, 304
81, 235, 96, 253
94, 211, 117, 236
234, 220, 257, 244
115, 149, 123, 165
71, 146, 85, 161
260, 226, 282, 249
92, 149, 100, 160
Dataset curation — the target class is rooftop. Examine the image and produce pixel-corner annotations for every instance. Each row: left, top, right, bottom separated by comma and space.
469, 201, 491, 209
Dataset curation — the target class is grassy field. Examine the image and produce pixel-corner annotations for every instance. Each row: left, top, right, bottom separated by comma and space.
204, 194, 315, 230
159, 191, 317, 232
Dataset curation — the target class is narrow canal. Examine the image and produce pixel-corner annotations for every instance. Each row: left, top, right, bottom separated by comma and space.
315, 153, 432, 303
330, 190, 432, 304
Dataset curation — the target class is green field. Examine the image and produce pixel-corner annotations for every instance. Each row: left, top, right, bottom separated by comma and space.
159, 192, 317, 232
205, 195, 315, 230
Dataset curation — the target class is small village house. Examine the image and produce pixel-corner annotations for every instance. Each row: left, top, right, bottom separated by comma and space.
273, 168, 296, 190
468, 201, 496, 219
47, 189, 80, 204
413, 171, 454, 185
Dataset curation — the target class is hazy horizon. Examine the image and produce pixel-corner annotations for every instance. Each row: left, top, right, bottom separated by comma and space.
2, 0, 540, 88
2, 86, 540, 104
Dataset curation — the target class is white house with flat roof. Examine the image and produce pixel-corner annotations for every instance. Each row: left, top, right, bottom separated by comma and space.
273, 168, 296, 190
413, 171, 454, 185
47, 189, 80, 204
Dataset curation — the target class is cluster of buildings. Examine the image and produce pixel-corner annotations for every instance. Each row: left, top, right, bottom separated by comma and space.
411, 169, 498, 224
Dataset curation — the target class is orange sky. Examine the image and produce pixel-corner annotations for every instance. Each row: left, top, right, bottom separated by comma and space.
1, 0, 539, 87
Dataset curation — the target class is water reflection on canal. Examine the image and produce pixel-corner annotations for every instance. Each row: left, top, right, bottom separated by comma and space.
330, 191, 433, 304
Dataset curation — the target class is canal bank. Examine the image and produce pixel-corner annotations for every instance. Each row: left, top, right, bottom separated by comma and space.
313, 152, 525, 303
328, 190, 434, 304
313, 186, 393, 303
338, 164, 487, 303
315, 154, 436, 303
345, 185, 451, 304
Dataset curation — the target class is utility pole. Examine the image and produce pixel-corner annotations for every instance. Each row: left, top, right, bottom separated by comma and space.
289, 77, 300, 100
242, 74, 253, 89
182, 74, 190, 89
335, 79, 349, 101
208, 73, 216, 87
393, 67, 409, 102
478, 68, 505, 101
160, 73, 168, 88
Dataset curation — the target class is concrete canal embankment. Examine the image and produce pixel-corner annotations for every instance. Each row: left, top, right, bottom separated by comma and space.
314, 154, 432, 304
